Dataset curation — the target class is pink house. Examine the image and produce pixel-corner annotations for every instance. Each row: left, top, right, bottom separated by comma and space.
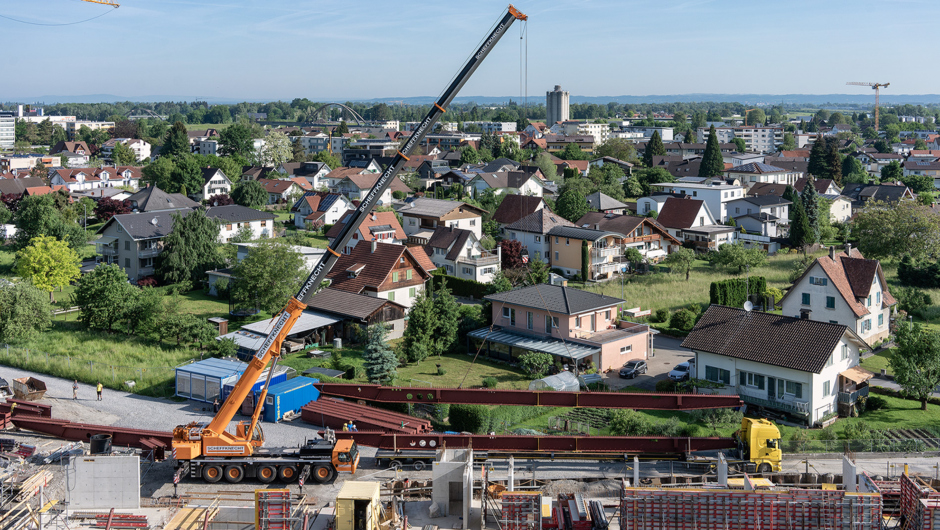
470, 284, 652, 373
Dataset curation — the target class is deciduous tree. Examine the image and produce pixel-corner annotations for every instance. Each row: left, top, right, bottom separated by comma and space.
664, 247, 695, 281
111, 142, 137, 165
72, 263, 134, 331
852, 200, 940, 261
712, 242, 767, 273
500, 239, 524, 270
94, 197, 130, 222
881, 160, 903, 182
14, 235, 81, 302
0, 283, 51, 343
155, 208, 222, 286
231, 180, 268, 209
219, 123, 255, 159
555, 188, 589, 223
519, 352, 553, 378
231, 238, 305, 314
891, 323, 940, 410
261, 131, 292, 167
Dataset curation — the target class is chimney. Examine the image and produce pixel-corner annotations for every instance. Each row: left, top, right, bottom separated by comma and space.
594, 224, 599, 230
829, 246, 835, 260
371, 240, 377, 253
846, 242, 852, 256
800, 308, 812, 320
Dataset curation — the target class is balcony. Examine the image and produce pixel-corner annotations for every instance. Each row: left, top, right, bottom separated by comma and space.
592, 262, 621, 276
138, 247, 161, 258
98, 246, 118, 256
138, 266, 155, 277
456, 252, 499, 266
838, 385, 870, 404
738, 385, 809, 416
593, 246, 621, 258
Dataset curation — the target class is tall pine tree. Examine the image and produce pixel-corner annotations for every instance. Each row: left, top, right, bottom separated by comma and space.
782, 185, 799, 221
431, 279, 460, 357
807, 136, 828, 178
800, 176, 821, 244
161, 121, 191, 158
643, 130, 666, 167
825, 139, 843, 186
789, 199, 812, 254
363, 324, 397, 384
699, 124, 725, 179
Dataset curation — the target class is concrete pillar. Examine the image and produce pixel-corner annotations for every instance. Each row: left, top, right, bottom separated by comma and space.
843, 456, 857, 492
508, 456, 514, 492
633, 456, 639, 488
717, 453, 728, 487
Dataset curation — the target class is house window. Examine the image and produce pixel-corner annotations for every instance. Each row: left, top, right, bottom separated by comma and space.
825, 353, 833, 367
261, 220, 267, 227
545, 315, 558, 333
802, 293, 810, 305
823, 380, 831, 397
784, 380, 803, 399
407, 269, 413, 280
863, 319, 871, 332
620, 345, 632, 354
226, 224, 233, 231
705, 366, 730, 385
392, 272, 399, 282
470, 219, 476, 226
826, 296, 835, 309
388, 291, 395, 301
809, 277, 828, 286
555, 237, 559, 244
876, 292, 881, 305
409, 287, 416, 298
462, 267, 472, 275
125, 240, 130, 251
867, 295, 871, 307
575, 316, 581, 328
535, 235, 541, 243
409, 218, 416, 226
503, 307, 516, 326
743, 372, 765, 390
735, 207, 740, 214
841, 344, 849, 360
605, 310, 611, 321
554, 251, 559, 261
589, 314, 595, 332
878, 314, 884, 327
527, 312, 533, 330
566, 238, 570, 245
124, 258, 130, 268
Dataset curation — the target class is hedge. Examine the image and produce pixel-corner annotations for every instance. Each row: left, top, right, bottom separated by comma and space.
449, 404, 490, 433
431, 270, 488, 299
709, 276, 766, 307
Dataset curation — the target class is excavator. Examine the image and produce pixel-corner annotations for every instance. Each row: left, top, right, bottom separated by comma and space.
172, 4, 528, 485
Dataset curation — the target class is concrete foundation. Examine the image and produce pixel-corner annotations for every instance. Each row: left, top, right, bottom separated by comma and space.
67, 455, 140, 510
431, 449, 474, 528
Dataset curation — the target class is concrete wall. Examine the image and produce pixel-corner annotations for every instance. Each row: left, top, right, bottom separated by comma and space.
431, 449, 473, 522
67, 455, 140, 509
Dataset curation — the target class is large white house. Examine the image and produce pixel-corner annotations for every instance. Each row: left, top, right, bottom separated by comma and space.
197, 167, 233, 202
780, 246, 896, 345
645, 182, 746, 222
424, 226, 500, 283
683, 305, 872, 426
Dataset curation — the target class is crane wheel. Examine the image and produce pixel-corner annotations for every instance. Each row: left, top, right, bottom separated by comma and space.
313, 465, 333, 484
258, 465, 277, 484
224, 465, 245, 483
202, 465, 223, 483
279, 465, 298, 483
413, 460, 426, 471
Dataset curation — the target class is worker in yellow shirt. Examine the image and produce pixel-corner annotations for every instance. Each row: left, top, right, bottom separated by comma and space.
96, 382, 103, 401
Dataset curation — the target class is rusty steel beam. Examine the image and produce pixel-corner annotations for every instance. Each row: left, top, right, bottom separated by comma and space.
314, 383, 743, 411
11, 416, 172, 460
5, 399, 52, 418
326, 430, 737, 454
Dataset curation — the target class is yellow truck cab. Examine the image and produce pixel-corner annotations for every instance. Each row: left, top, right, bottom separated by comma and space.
735, 418, 782, 472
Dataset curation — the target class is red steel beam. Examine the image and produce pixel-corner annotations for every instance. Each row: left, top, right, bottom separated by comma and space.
326, 430, 737, 454
11, 416, 172, 460
315, 383, 743, 410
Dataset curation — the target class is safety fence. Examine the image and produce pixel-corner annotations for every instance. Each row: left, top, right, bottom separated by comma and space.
0, 344, 181, 397
782, 437, 940, 454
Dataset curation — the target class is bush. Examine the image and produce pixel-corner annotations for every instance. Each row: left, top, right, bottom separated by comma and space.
610, 409, 651, 436
652, 308, 670, 324
655, 379, 677, 392
436, 366, 447, 376
709, 277, 766, 307
434, 403, 450, 422
482, 377, 498, 389
449, 404, 490, 433
818, 426, 838, 441
431, 270, 487, 298
671, 309, 697, 331
137, 276, 158, 287
392, 190, 406, 200
866, 395, 887, 411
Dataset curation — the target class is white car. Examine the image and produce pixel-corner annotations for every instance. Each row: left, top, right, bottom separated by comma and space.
668, 361, 692, 382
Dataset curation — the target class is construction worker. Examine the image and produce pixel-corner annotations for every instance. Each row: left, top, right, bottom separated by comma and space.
96, 382, 103, 401
72, 380, 79, 400
350, 422, 358, 432
342, 422, 349, 432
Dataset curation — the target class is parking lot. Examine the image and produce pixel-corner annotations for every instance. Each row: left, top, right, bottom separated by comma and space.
601, 335, 694, 390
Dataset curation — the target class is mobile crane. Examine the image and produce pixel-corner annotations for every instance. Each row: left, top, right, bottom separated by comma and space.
171, 4, 529, 485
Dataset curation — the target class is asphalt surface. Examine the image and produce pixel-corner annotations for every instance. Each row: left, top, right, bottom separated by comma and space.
603, 335, 693, 390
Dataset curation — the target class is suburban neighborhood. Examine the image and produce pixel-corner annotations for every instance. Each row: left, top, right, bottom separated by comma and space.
0, 0, 938, 525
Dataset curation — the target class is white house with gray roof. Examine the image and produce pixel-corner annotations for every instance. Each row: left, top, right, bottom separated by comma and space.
396, 198, 487, 240
423, 226, 500, 283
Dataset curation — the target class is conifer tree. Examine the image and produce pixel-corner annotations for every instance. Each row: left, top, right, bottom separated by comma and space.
699, 125, 725, 179
807, 135, 828, 178
363, 324, 397, 384
581, 240, 590, 281
432, 279, 460, 357
789, 199, 812, 255
800, 176, 821, 244
643, 130, 666, 168
825, 139, 843, 186
161, 121, 191, 158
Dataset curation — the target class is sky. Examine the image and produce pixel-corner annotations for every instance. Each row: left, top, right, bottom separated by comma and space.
2, 0, 938, 102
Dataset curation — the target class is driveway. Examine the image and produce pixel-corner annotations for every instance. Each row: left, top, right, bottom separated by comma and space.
602, 335, 693, 390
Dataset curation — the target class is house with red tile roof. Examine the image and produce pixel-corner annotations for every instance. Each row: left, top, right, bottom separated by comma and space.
325, 241, 435, 309
290, 191, 353, 228
50, 166, 142, 192
257, 178, 306, 205
655, 197, 733, 250
24, 185, 70, 198
326, 209, 406, 253
780, 245, 896, 344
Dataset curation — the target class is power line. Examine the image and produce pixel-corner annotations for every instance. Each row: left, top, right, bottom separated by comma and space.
0, 9, 113, 26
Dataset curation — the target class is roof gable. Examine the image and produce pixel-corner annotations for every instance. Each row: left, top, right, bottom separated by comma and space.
656, 197, 706, 229
485, 284, 624, 315
492, 195, 545, 224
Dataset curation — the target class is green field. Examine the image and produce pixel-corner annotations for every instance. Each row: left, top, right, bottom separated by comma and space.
860, 349, 895, 377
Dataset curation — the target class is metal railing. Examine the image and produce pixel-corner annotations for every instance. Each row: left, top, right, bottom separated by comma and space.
456, 253, 499, 266
781, 437, 940, 454
838, 385, 870, 404
738, 386, 810, 415
137, 247, 161, 258
593, 247, 621, 258
98, 247, 118, 256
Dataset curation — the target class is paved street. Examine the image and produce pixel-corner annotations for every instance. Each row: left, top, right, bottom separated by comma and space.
603, 335, 693, 390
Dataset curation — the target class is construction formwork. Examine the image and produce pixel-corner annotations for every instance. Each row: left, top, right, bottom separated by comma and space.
902, 473, 940, 524
255, 489, 293, 530
619, 482, 882, 530
911, 498, 940, 530
499, 492, 542, 530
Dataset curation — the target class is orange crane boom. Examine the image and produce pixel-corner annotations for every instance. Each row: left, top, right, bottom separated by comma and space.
81, 0, 120, 7
847, 81, 890, 130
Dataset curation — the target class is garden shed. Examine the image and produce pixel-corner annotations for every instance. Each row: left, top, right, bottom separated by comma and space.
175, 357, 289, 403
528, 371, 580, 392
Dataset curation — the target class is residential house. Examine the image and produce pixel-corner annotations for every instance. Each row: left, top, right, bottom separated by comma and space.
326, 209, 406, 254
725, 163, 800, 190
0, 177, 49, 197
748, 180, 852, 223
335, 172, 409, 206
100, 138, 151, 162
780, 246, 896, 345
682, 305, 871, 425
842, 183, 914, 211
656, 197, 734, 250
397, 198, 487, 240
198, 167, 233, 202
794, 177, 841, 196
727, 196, 790, 225
727, 153, 765, 166
646, 182, 747, 222
50, 141, 91, 157
125, 185, 198, 212
585, 192, 628, 215
423, 226, 500, 283
468, 171, 545, 198
416, 160, 452, 184
290, 192, 353, 229
258, 178, 306, 205
574, 212, 682, 262
547, 226, 622, 279
472, 284, 653, 372
50, 167, 142, 192
502, 207, 575, 264
543, 134, 595, 154
324, 241, 435, 309
856, 152, 904, 176
207, 242, 327, 296
95, 204, 275, 280
589, 156, 634, 175
321, 164, 381, 191
304, 288, 409, 340
902, 160, 940, 186
277, 161, 331, 189
492, 195, 545, 227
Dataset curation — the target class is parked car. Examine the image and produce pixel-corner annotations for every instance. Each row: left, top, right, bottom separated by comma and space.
619, 360, 648, 379
668, 361, 692, 382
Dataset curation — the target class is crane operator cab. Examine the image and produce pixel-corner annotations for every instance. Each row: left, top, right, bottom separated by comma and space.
236, 421, 264, 446
333, 440, 359, 474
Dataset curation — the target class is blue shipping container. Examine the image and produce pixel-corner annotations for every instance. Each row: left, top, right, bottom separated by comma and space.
262, 377, 320, 423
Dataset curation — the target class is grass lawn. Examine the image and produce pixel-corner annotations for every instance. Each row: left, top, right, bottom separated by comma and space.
860, 349, 895, 376
396, 354, 530, 389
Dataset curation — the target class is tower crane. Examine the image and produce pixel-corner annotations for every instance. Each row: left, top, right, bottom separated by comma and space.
846, 81, 889, 130
171, 4, 528, 485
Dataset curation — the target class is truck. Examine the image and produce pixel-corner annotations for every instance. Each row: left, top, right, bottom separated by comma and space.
170, 3, 528, 484
684, 417, 783, 473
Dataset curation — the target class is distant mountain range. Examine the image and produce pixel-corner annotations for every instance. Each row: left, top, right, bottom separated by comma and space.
7, 93, 940, 106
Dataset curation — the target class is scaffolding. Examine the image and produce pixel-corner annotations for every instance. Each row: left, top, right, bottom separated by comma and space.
256, 489, 293, 530
499, 492, 542, 530
619, 481, 882, 530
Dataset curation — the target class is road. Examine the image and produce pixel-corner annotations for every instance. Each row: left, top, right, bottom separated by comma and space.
603, 335, 692, 390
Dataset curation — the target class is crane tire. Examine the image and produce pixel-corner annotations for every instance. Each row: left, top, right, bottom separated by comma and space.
313, 465, 333, 484
258, 465, 277, 484
224, 465, 244, 483
203, 465, 223, 483
279, 465, 298, 483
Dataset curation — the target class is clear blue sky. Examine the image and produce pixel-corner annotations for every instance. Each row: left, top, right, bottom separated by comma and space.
3, 0, 936, 101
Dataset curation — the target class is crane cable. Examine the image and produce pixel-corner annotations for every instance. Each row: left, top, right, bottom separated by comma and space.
0, 8, 114, 26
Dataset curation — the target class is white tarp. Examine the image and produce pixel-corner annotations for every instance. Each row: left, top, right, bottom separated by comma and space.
529, 371, 580, 392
